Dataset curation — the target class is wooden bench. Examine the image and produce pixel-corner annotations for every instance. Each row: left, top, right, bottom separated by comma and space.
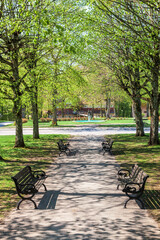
117, 164, 149, 208
11, 166, 47, 209
57, 140, 70, 156
102, 138, 114, 155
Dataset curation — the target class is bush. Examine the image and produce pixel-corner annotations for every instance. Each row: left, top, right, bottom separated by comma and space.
40, 118, 51, 122
46, 118, 52, 122
22, 118, 28, 123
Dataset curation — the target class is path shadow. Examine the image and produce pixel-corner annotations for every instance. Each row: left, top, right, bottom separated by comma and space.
38, 190, 127, 210
67, 150, 78, 156
38, 190, 60, 209
142, 190, 160, 209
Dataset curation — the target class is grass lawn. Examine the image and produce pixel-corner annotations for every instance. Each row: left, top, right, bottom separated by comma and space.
110, 133, 160, 226
0, 134, 70, 221
6, 118, 150, 128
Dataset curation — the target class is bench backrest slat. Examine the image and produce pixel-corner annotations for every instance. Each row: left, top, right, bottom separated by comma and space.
131, 165, 142, 180
12, 166, 34, 191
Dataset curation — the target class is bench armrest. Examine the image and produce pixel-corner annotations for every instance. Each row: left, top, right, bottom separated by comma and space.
118, 169, 130, 177
32, 170, 47, 179
123, 182, 141, 193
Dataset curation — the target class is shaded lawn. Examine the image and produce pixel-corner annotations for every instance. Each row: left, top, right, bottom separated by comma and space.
109, 134, 160, 225
0, 134, 70, 221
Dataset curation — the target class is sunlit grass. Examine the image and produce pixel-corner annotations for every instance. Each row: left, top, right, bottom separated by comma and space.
17, 118, 150, 127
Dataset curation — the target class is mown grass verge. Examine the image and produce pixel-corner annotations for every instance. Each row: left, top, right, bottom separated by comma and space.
109, 134, 160, 226
6, 118, 150, 128
0, 134, 70, 221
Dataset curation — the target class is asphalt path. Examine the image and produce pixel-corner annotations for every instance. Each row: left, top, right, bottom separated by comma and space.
0, 126, 151, 136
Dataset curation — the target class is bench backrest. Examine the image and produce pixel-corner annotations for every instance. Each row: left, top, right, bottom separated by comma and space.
134, 168, 149, 188
130, 164, 141, 179
11, 166, 34, 192
109, 139, 114, 148
57, 141, 64, 149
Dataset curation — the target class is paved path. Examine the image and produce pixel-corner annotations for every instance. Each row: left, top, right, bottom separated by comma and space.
0, 136, 160, 239
0, 126, 151, 136
0, 122, 13, 127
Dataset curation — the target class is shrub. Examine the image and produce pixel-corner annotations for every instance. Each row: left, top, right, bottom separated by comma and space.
22, 118, 28, 124
40, 118, 46, 122
13, 118, 28, 125
40, 118, 51, 122
46, 118, 52, 122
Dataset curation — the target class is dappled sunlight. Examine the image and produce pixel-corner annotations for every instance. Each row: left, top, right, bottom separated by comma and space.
0, 136, 159, 239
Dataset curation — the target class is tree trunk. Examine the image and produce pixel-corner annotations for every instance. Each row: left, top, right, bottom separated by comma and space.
15, 105, 25, 147
52, 104, 57, 126
32, 94, 39, 139
149, 102, 159, 145
146, 102, 150, 118
132, 98, 145, 136
61, 108, 64, 118
52, 92, 57, 126
149, 73, 159, 144
12, 36, 25, 148
105, 98, 111, 119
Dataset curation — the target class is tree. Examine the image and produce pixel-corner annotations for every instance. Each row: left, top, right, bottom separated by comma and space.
0, 0, 44, 146
92, 0, 159, 142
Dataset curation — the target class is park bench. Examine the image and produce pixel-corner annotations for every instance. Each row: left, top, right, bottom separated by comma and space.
57, 140, 70, 156
101, 138, 114, 155
117, 164, 141, 189
11, 165, 47, 209
117, 164, 149, 208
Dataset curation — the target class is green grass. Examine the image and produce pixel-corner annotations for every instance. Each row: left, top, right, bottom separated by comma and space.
109, 134, 160, 225
0, 134, 70, 221
6, 118, 150, 128
0, 120, 10, 122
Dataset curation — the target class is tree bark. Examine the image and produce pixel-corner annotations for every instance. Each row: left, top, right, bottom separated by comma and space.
14, 105, 25, 147
149, 102, 159, 145
149, 56, 159, 145
12, 33, 25, 148
61, 108, 65, 118
52, 102, 57, 126
132, 98, 145, 136
32, 91, 39, 139
105, 97, 111, 119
